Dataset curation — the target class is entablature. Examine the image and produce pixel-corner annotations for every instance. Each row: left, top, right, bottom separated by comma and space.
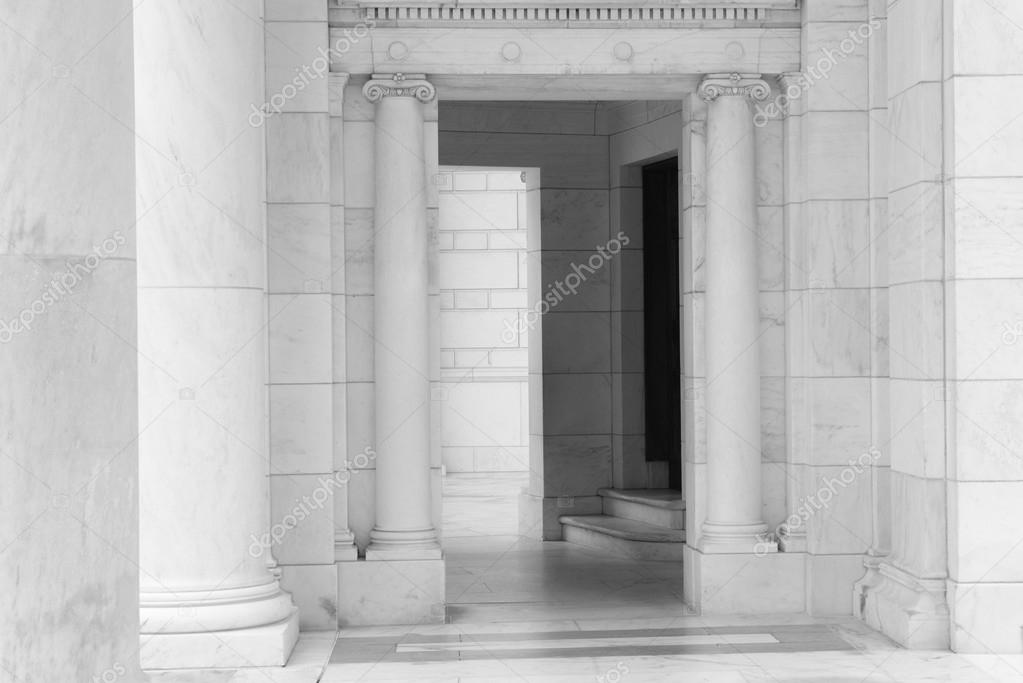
330, 0, 800, 28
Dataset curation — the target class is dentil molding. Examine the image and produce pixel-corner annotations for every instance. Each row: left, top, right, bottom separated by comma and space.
331, 0, 799, 27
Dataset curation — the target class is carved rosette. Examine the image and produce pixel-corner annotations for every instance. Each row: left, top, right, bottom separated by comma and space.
362, 73, 436, 103
697, 73, 770, 103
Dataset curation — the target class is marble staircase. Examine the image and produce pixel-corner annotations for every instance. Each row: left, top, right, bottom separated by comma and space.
559, 488, 685, 561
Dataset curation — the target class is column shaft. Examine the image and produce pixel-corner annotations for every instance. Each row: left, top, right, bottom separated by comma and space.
134, 1, 297, 668
364, 74, 440, 557
699, 73, 771, 551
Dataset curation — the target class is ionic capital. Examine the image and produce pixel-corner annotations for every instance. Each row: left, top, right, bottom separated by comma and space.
698, 73, 770, 103
362, 73, 436, 104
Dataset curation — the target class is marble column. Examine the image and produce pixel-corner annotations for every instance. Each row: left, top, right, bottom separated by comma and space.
362, 74, 442, 559
0, 2, 141, 679
134, 1, 298, 668
698, 73, 773, 553
335, 73, 444, 626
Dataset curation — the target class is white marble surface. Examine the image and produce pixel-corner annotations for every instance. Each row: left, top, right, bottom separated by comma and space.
280, 564, 339, 631
685, 546, 805, 615
268, 293, 333, 383
952, 76, 1023, 179
271, 384, 333, 475
141, 614, 299, 669
0, 4, 140, 679
951, 380, 1023, 480
886, 182, 943, 285
804, 111, 869, 200
887, 0, 942, 96
805, 200, 871, 288
953, 178, 1023, 279
265, 21, 327, 114
268, 204, 332, 294
148, 632, 335, 682
888, 83, 942, 190
269, 473, 340, 565
338, 558, 445, 626
267, 113, 330, 203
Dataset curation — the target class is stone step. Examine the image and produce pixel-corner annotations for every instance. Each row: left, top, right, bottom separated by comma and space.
559, 515, 685, 562
598, 488, 685, 530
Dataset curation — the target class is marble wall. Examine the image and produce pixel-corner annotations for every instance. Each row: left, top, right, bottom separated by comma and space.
780, 0, 878, 616
437, 167, 530, 474
0, 1, 141, 679
265, 0, 339, 631
943, 0, 1023, 654
857, 0, 949, 647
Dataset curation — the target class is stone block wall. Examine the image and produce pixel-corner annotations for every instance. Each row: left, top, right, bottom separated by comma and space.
436, 167, 530, 474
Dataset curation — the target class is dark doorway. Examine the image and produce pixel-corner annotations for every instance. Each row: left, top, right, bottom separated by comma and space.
642, 158, 681, 490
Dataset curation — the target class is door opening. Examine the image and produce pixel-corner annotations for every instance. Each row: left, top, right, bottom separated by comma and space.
642, 158, 682, 490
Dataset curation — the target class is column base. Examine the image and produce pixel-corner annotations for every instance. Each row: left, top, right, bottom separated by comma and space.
338, 557, 445, 626
140, 610, 299, 670
367, 527, 443, 559
860, 560, 949, 649
683, 544, 805, 614
335, 529, 359, 561
366, 545, 443, 561
699, 521, 773, 554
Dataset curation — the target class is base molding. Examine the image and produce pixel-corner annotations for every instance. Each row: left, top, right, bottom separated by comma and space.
338, 557, 445, 626
860, 560, 949, 649
683, 544, 805, 614
145, 631, 334, 682
140, 610, 300, 670
852, 553, 885, 618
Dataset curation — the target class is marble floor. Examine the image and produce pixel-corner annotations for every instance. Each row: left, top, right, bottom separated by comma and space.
316, 474, 1023, 682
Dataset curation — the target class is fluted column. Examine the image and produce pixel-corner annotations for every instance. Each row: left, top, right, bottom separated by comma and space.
363, 74, 441, 559
698, 73, 772, 553
134, 2, 297, 668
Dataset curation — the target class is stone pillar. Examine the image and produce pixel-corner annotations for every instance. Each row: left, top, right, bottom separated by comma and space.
335, 73, 444, 626
0, 3, 141, 679
777, 71, 809, 555
362, 73, 441, 559
329, 72, 360, 563
134, 1, 298, 668
683, 73, 804, 616
698, 73, 772, 553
